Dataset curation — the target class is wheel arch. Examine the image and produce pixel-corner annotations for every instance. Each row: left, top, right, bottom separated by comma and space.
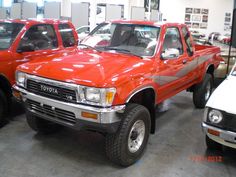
126, 86, 157, 134
206, 64, 215, 78
0, 74, 12, 98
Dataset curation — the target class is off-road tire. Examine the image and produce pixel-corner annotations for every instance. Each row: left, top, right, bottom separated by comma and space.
105, 104, 151, 166
0, 89, 7, 125
193, 73, 213, 108
26, 111, 62, 134
205, 135, 222, 150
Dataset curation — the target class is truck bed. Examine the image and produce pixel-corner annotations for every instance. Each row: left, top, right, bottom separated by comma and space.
195, 44, 220, 53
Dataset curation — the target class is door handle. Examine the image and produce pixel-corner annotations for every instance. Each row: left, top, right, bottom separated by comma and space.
182, 59, 187, 64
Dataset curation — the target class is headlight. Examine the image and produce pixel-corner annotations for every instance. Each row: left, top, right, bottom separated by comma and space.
208, 109, 223, 124
80, 87, 116, 107
16, 71, 26, 88
85, 88, 101, 103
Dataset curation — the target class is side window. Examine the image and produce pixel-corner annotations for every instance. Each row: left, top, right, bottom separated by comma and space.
162, 27, 183, 59
182, 27, 194, 56
18, 24, 58, 51
59, 23, 76, 47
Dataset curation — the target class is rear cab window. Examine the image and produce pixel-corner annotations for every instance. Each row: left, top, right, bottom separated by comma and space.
58, 23, 76, 47
181, 26, 194, 56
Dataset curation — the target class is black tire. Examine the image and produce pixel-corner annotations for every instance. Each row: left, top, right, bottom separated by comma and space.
26, 111, 62, 134
105, 104, 151, 166
193, 73, 213, 108
0, 89, 8, 125
205, 135, 222, 150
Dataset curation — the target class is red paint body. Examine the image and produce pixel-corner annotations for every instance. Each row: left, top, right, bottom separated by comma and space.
0, 19, 78, 86
17, 21, 223, 106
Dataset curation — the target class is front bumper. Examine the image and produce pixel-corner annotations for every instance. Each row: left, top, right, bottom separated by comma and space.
13, 85, 125, 133
202, 122, 236, 149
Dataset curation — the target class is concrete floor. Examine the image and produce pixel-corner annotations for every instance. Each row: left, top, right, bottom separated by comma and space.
0, 91, 236, 177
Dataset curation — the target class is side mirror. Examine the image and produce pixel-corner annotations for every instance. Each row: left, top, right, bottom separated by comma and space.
161, 48, 180, 59
17, 43, 35, 53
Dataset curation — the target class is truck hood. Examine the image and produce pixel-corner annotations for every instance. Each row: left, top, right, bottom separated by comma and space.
18, 49, 153, 87
206, 76, 236, 114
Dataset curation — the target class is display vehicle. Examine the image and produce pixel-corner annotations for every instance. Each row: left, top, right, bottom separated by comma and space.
0, 19, 78, 123
202, 62, 236, 150
76, 26, 90, 42
13, 20, 223, 166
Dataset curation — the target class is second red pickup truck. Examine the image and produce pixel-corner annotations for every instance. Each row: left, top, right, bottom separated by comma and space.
14, 20, 222, 166
0, 19, 78, 123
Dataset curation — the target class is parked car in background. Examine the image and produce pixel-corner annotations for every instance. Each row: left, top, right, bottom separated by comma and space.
208, 32, 221, 40
202, 62, 236, 150
190, 30, 206, 39
76, 25, 90, 42
14, 21, 222, 166
0, 19, 78, 124
220, 34, 231, 45
218, 34, 231, 44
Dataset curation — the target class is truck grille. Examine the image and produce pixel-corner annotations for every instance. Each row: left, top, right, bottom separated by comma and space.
27, 99, 76, 124
27, 79, 77, 103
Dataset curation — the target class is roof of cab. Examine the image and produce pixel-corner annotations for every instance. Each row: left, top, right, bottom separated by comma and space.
108, 19, 186, 28
0, 18, 70, 25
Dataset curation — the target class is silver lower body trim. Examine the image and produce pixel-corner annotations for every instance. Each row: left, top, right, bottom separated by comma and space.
14, 85, 125, 125
202, 122, 236, 149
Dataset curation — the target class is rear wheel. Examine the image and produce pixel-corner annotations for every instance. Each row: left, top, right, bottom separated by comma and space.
26, 111, 62, 134
193, 73, 213, 108
105, 104, 151, 166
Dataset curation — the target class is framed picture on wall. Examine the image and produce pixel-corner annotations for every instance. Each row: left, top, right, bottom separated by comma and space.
144, 0, 159, 12
225, 13, 231, 17
201, 9, 209, 14
185, 14, 191, 21
225, 17, 231, 22
185, 8, 193, 14
193, 8, 201, 14
192, 23, 200, 28
200, 23, 207, 29
192, 15, 201, 22
185, 22, 192, 28
202, 15, 208, 22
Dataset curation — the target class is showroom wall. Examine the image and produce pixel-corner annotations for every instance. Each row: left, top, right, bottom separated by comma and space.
160, 0, 234, 35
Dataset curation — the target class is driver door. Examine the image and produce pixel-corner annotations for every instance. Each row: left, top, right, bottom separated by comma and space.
157, 27, 189, 100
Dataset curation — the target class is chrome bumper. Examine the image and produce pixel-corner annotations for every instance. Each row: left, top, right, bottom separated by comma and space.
202, 122, 236, 149
13, 85, 125, 132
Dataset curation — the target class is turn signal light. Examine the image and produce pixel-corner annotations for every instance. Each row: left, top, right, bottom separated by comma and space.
208, 129, 220, 136
106, 91, 115, 105
81, 111, 98, 119
13, 90, 21, 101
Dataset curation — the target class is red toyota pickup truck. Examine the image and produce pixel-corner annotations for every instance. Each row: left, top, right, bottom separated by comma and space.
0, 19, 78, 123
13, 20, 222, 166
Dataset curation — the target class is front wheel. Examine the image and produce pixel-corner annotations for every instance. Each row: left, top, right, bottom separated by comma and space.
193, 73, 213, 108
105, 104, 151, 166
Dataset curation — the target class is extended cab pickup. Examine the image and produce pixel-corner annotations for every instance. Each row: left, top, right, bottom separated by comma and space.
0, 19, 78, 123
13, 21, 223, 166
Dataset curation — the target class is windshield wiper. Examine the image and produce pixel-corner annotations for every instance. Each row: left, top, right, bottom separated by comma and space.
100, 46, 143, 58
78, 44, 102, 53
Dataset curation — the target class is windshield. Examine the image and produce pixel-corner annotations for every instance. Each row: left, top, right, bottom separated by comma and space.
81, 23, 160, 57
0, 22, 24, 50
